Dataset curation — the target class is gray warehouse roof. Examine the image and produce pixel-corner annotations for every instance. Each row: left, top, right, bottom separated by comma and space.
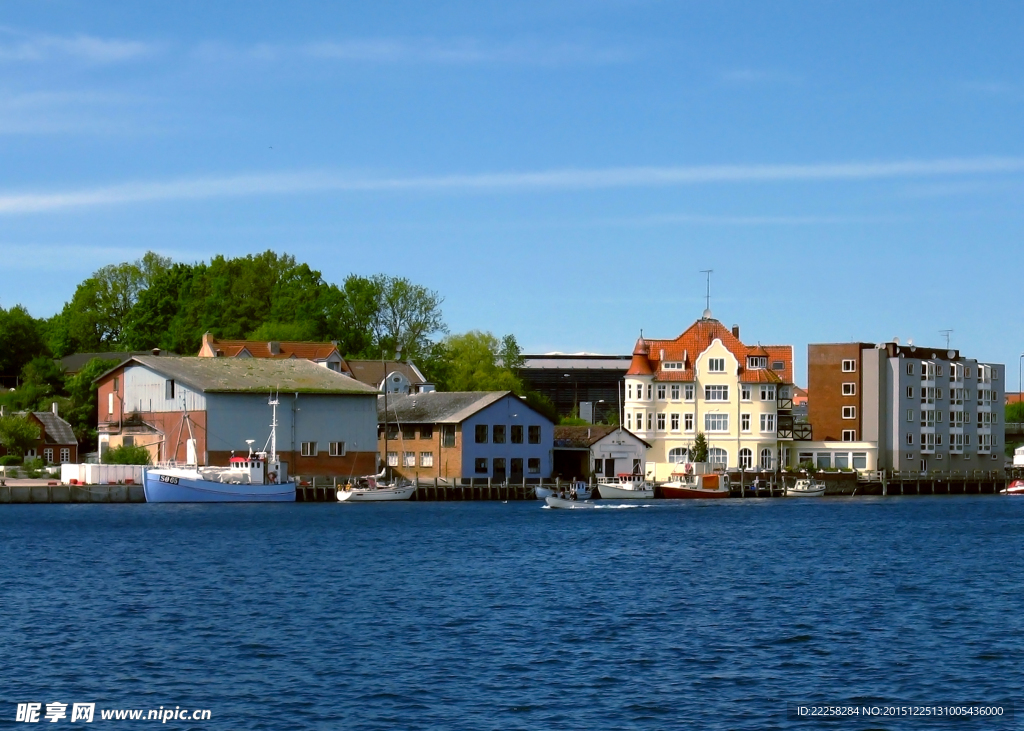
102, 356, 379, 395
380, 391, 518, 424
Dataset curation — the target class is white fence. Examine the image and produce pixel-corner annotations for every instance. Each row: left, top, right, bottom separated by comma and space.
61, 464, 145, 485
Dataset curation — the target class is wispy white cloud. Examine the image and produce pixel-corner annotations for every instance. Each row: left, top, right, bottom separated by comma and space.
1, 156, 1023, 215
720, 68, 799, 85
0, 88, 157, 135
0, 26, 158, 64
193, 36, 630, 66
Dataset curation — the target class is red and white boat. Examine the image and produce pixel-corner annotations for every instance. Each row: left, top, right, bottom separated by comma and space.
661, 464, 730, 499
1000, 480, 1024, 496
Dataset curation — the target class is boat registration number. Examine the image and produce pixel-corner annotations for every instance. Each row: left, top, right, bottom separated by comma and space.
158, 475, 180, 485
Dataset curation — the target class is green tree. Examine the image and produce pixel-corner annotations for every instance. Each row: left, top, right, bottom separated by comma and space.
104, 443, 152, 465
0, 304, 48, 377
1007, 402, 1024, 424
691, 432, 709, 463
433, 331, 523, 392
64, 358, 116, 450
0, 414, 41, 457
370, 275, 447, 362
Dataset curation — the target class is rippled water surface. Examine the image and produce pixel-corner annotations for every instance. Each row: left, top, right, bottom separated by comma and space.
2, 496, 1022, 729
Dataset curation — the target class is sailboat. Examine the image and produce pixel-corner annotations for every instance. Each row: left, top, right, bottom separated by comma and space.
336, 361, 416, 502
143, 397, 295, 502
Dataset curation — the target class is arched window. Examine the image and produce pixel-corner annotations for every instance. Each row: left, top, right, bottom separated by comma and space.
668, 447, 689, 464
708, 447, 728, 467
738, 448, 752, 470
760, 448, 774, 470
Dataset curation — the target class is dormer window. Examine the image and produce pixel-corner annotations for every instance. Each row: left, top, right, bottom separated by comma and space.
708, 358, 726, 373
662, 362, 684, 370
747, 356, 767, 369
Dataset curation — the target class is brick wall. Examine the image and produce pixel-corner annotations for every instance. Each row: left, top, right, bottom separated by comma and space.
808, 344, 868, 442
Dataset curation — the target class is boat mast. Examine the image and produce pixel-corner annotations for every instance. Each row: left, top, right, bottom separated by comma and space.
268, 393, 279, 463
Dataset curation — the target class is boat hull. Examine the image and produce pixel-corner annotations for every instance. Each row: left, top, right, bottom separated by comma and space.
143, 470, 295, 503
544, 496, 598, 509
596, 483, 654, 499
337, 485, 417, 502
661, 484, 730, 499
785, 487, 826, 497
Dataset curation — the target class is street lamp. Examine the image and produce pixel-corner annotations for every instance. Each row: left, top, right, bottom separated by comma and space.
1018, 353, 1024, 411
594, 399, 606, 424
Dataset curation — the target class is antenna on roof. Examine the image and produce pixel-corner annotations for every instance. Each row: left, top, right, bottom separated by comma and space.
939, 329, 953, 349
699, 269, 713, 318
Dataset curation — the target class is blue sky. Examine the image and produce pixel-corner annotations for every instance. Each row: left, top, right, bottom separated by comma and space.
2, 1, 1023, 384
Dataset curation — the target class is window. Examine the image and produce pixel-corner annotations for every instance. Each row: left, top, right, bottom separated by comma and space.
741, 413, 751, 432
817, 453, 832, 469
906, 386, 914, 399
528, 425, 541, 444
635, 411, 644, 430
528, 458, 540, 474
43, 448, 53, 464
657, 385, 666, 400
420, 425, 433, 440
401, 426, 416, 440
385, 424, 399, 440
626, 413, 632, 429
907, 363, 915, 375
705, 385, 729, 401
403, 451, 416, 467
684, 413, 694, 432
760, 413, 776, 432
60, 448, 70, 463
842, 359, 856, 372
922, 410, 936, 427
747, 356, 767, 369
656, 413, 666, 431
493, 425, 506, 444
671, 385, 680, 400
493, 458, 506, 475
510, 458, 523, 476
668, 447, 689, 463
475, 458, 487, 473
739, 448, 753, 469
906, 432, 914, 445
329, 441, 346, 456
704, 413, 729, 432
647, 413, 653, 431
741, 385, 752, 401
387, 451, 398, 466
842, 430, 856, 442
662, 361, 683, 370
772, 361, 785, 371
594, 460, 603, 474
760, 385, 775, 401
442, 425, 456, 447
420, 452, 434, 467
165, 379, 175, 399
475, 425, 488, 443
107, 392, 114, 415
907, 409, 914, 421
936, 388, 943, 400
708, 358, 726, 373
842, 406, 856, 419
684, 384, 695, 401
627, 384, 632, 399
852, 453, 867, 469
760, 448, 773, 470
842, 383, 856, 396
708, 448, 728, 466
647, 384, 653, 399
300, 441, 317, 456
670, 413, 680, 431
510, 425, 523, 444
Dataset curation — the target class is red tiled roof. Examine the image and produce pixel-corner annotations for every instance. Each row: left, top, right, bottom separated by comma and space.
206, 340, 340, 360
625, 318, 793, 384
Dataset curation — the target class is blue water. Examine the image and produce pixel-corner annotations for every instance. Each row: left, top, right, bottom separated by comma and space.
1, 497, 1022, 730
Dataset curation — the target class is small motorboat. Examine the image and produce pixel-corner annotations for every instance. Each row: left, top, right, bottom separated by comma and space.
786, 478, 826, 497
999, 479, 1024, 495
596, 474, 654, 499
544, 495, 598, 509
536, 481, 591, 500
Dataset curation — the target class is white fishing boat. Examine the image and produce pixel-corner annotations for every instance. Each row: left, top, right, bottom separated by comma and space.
337, 473, 417, 502
999, 479, 1024, 496
544, 495, 599, 509
144, 398, 294, 503
596, 474, 654, 499
785, 478, 826, 497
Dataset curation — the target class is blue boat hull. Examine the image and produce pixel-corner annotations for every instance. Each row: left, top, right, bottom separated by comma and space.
143, 470, 295, 503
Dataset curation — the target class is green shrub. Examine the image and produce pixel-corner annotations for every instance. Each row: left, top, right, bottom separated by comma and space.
22, 457, 44, 478
104, 443, 152, 465
0, 455, 23, 466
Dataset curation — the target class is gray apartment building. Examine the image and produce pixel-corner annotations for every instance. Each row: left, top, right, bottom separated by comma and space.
809, 342, 1004, 473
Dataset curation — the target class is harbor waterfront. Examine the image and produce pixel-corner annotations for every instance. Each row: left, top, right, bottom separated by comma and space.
2, 497, 1021, 729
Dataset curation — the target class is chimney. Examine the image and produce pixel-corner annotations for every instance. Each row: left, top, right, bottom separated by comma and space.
269, 341, 281, 355
52, 402, 59, 416
201, 331, 214, 356
151, 348, 161, 356
659, 348, 665, 361
731, 324, 740, 339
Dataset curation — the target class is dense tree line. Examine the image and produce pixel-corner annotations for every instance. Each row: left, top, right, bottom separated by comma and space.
0, 250, 551, 453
